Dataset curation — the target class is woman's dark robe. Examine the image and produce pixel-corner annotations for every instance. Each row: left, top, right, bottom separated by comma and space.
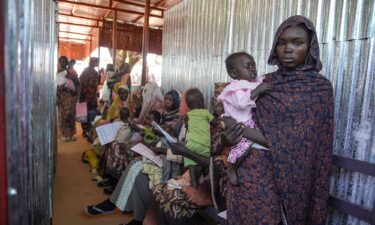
227, 15, 334, 225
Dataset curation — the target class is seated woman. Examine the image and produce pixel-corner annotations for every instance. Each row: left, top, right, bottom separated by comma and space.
132, 81, 164, 125
106, 83, 131, 122
85, 110, 176, 217
82, 107, 132, 174
143, 100, 229, 225
83, 82, 131, 143
95, 110, 162, 192
84, 90, 184, 224
161, 90, 180, 128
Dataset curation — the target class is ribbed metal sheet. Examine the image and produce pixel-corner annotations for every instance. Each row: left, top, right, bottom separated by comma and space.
161, 0, 374, 224
4, 0, 57, 224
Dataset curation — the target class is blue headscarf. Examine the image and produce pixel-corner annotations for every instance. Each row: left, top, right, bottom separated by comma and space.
165, 90, 180, 111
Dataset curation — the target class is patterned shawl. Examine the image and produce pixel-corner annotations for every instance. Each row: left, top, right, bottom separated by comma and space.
253, 16, 334, 224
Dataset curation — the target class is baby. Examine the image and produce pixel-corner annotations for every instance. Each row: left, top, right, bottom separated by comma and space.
218, 52, 272, 185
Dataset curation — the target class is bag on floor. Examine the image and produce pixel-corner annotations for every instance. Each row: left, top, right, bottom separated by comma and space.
76, 102, 88, 123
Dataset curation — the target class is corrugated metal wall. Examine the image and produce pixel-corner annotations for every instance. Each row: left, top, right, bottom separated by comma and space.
161, 0, 375, 224
4, 0, 57, 224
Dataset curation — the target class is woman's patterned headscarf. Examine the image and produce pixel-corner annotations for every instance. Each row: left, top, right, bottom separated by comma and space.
267, 15, 322, 72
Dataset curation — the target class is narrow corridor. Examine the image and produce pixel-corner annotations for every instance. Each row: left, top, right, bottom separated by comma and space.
53, 124, 132, 225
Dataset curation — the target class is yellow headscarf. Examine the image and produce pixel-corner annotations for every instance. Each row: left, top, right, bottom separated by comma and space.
106, 82, 130, 121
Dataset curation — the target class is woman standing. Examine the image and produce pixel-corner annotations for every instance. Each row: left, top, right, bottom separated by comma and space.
79, 57, 99, 136
56, 56, 80, 141
223, 16, 334, 224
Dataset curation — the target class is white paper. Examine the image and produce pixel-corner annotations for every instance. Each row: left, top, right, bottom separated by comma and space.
95, 121, 123, 145
151, 121, 177, 143
130, 143, 163, 167
91, 115, 102, 126
56, 70, 67, 86
217, 210, 227, 219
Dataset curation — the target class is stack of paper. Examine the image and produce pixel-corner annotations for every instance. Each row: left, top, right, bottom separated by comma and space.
130, 143, 163, 167
96, 121, 123, 145
151, 121, 177, 143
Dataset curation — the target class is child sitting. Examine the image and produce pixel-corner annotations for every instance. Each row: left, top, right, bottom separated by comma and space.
218, 52, 272, 186
83, 107, 132, 174
113, 107, 133, 146
183, 88, 214, 188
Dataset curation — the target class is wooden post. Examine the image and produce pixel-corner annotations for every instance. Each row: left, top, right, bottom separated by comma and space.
112, 11, 117, 66
98, 29, 101, 65
141, 0, 150, 86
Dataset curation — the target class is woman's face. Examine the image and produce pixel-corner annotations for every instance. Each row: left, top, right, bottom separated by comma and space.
276, 26, 310, 69
118, 88, 129, 101
164, 94, 174, 111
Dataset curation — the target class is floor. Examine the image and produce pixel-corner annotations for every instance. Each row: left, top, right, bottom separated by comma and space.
53, 125, 133, 225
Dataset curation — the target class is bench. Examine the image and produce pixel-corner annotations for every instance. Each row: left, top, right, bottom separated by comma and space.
200, 155, 375, 224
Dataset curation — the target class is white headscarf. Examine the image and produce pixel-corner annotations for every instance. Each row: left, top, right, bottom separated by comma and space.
137, 82, 164, 123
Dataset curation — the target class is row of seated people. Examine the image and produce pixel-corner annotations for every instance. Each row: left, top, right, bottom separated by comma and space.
82, 81, 229, 225
79, 16, 335, 225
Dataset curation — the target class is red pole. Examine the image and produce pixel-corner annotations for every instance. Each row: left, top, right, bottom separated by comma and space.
141, 0, 150, 86
0, 0, 9, 224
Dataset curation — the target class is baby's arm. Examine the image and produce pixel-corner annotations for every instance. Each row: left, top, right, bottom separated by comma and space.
250, 83, 273, 100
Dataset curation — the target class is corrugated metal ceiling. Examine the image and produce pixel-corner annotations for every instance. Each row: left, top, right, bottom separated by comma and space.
57, 0, 182, 43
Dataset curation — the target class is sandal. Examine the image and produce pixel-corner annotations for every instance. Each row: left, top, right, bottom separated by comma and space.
85, 205, 115, 216
92, 175, 103, 182
61, 136, 70, 142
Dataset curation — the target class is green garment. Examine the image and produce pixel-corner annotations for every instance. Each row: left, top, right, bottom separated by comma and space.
144, 126, 157, 145
184, 109, 213, 167
143, 159, 163, 189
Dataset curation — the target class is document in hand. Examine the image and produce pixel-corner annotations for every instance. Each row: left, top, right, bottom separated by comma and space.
130, 143, 163, 167
217, 210, 227, 219
151, 121, 177, 143
96, 121, 123, 145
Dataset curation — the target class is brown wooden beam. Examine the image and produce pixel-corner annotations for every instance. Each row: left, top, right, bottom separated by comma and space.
58, 12, 101, 21
141, 0, 150, 86
133, 0, 165, 23
112, 11, 117, 66
113, 0, 165, 12
59, 37, 91, 42
59, 31, 92, 36
332, 155, 375, 177
58, 0, 163, 18
58, 21, 100, 28
328, 196, 375, 224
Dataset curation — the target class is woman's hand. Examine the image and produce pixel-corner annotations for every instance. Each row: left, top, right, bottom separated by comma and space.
189, 165, 203, 188
221, 123, 245, 146
220, 116, 237, 130
168, 142, 189, 156
251, 83, 273, 100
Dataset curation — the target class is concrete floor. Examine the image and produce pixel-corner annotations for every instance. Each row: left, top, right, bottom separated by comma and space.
53, 125, 133, 225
